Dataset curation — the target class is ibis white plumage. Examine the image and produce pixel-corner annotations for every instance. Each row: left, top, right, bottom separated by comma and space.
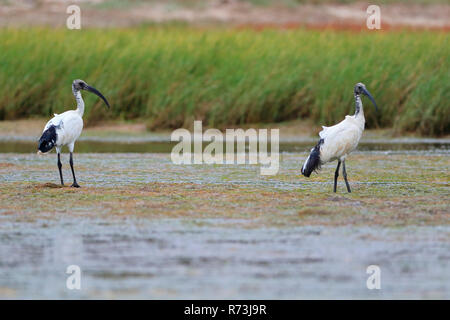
38, 79, 110, 187
301, 82, 378, 193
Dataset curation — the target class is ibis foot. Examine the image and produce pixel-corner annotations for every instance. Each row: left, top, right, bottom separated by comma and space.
71, 183, 80, 188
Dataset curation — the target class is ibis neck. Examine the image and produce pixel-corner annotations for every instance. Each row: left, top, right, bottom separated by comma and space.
73, 89, 85, 117
354, 93, 364, 117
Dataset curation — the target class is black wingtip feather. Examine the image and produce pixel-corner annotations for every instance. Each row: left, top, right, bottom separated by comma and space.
38, 125, 57, 153
301, 139, 323, 177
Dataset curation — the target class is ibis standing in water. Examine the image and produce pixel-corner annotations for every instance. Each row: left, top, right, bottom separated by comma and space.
301, 83, 378, 193
38, 79, 110, 187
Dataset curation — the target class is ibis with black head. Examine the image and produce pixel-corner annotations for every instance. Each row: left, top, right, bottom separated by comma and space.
301, 82, 378, 193
38, 79, 110, 187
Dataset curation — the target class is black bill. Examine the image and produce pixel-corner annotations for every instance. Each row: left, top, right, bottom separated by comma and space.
85, 85, 110, 108
362, 87, 378, 112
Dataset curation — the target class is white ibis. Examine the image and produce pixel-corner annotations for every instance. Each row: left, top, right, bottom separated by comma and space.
301, 82, 378, 193
38, 79, 110, 187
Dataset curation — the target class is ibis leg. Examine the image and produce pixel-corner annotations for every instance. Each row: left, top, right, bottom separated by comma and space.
342, 161, 351, 193
57, 153, 64, 186
69, 152, 80, 188
334, 160, 341, 193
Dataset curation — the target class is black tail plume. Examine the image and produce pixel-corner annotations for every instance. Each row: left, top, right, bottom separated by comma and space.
301, 139, 323, 177
38, 125, 57, 153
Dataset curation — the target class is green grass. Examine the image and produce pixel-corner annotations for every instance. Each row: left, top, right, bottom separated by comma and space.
0, 27, 448, 135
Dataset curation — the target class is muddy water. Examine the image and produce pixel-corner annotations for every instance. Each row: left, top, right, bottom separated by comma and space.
0, 142, 449, 299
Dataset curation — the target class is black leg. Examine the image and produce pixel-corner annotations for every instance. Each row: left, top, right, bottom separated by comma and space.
334, 160, 341, 193
69, 152, 80, 188
342, 161, 351, 193
57, 153, 64, 186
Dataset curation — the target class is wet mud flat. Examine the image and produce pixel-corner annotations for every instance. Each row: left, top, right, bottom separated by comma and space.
0, 151, 449, 299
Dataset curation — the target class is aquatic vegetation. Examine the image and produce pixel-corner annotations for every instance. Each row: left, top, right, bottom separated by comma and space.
0, 152, 448, 227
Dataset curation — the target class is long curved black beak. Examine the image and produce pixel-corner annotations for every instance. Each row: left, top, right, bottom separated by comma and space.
361, 87, 378, 112
85, 85, 110, 108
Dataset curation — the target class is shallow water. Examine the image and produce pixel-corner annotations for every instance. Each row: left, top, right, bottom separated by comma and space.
0, 139, 449, 153
0, 218, 449, 299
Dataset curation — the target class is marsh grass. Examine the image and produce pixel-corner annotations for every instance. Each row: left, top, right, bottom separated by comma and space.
0, 27, 448, 135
